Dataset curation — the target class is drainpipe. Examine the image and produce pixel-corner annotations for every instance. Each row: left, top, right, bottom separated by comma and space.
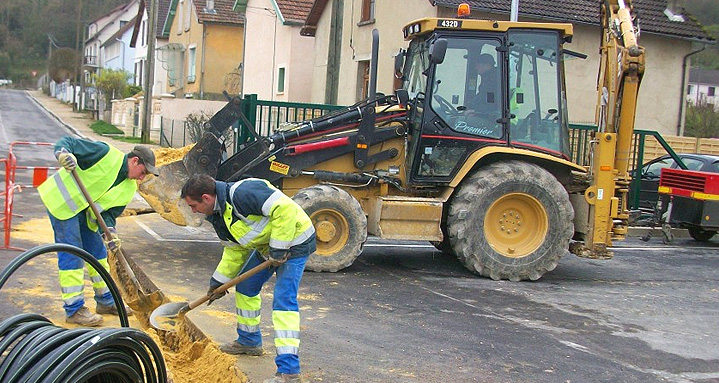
201, 26, 207, 99
115, 38, 126, 68
677, 44, 706, 136
239, 13, 246, 97
510, 0, 519, 21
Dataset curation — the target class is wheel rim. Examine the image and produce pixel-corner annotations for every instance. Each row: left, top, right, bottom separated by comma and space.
484, 193, 548, 258
311, 208, 350, 256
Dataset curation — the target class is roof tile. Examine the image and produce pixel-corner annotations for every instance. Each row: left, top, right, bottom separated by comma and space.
276, 0, 314, 23
193, 0, 244, 25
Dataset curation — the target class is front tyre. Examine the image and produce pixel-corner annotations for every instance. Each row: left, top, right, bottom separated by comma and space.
292, 185, 367, 272
447, 161, 574, 281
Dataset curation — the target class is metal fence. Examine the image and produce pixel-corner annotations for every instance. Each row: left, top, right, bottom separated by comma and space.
159, 94, 345, 152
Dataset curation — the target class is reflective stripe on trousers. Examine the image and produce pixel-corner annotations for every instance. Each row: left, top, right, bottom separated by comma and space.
232, 252, 308, 375
48, 209, 115, 317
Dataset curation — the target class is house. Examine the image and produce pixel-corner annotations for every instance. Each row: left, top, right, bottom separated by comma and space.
236, 0, 315, 102
130, 0, 172, 95
164, 0, 245, 98
301, 0, 712, 136
84, 0, 141, 112
101, 16, 138, 73
687, 68, 719, 109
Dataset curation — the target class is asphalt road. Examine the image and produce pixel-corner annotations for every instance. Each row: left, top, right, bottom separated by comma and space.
1, 89, 718, 383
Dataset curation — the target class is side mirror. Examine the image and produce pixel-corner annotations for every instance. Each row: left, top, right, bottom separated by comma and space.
394, 48, 406, 77
429, 39, 447, 64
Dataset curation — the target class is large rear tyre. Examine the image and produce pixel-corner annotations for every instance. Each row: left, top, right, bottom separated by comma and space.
292, 185, 367, 272
688, 227, 717, 242
447, 161, 574, 281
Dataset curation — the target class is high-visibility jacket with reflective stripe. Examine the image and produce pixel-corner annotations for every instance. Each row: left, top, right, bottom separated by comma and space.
208, 179, 314, 282
38, 146, 137, 221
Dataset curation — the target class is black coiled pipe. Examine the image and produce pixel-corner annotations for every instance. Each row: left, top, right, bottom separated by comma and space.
0, 244, 167, 383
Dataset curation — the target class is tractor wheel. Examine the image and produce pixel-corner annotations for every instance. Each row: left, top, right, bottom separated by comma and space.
447, 161, 574, 281
688, 227, 717, 242
292, 185, 367, 272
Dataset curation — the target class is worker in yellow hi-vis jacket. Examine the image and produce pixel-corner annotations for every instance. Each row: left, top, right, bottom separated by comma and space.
181, 173, 316, 383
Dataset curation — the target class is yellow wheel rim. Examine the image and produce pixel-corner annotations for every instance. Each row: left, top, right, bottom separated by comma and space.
484, 193, 548, 258
311, 208, 350, 256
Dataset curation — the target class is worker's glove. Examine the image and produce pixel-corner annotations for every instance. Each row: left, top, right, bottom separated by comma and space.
268, 250, 290, 267
103, 227, 121, 253
56, 148, 77, 172
207, 278, 227, 306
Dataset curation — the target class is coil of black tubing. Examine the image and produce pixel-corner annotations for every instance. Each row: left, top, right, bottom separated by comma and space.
0, 244, 167, 383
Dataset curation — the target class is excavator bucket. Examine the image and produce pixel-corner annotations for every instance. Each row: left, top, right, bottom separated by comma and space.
138, 95, 249, 226
138, 157, 203, 226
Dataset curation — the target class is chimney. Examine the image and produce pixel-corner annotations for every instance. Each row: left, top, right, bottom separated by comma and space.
664, 0, 685, 22
204, 0, 216, 13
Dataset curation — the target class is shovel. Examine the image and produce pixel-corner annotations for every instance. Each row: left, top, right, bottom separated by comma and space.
149, 259, 272, 331
70, 169, 164, 312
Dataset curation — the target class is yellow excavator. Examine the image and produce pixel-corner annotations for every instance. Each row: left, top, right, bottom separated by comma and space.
140, 0, 644, 281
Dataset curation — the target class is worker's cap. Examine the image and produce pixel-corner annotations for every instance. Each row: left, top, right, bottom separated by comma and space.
477, 53, 495, 66
132, 146, 160, 176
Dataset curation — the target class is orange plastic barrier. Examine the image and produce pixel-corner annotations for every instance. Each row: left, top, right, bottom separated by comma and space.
0, 141, 58, 250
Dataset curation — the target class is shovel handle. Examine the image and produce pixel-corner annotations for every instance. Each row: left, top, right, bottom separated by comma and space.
69, 169, 140, 284
187, 259, 273, 311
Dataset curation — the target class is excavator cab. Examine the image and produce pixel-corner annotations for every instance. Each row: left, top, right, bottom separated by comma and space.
399, 20, 572, 184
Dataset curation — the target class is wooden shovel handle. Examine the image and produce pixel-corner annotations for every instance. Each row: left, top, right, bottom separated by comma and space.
69, 169, 139, 283
187, 259, 273, 311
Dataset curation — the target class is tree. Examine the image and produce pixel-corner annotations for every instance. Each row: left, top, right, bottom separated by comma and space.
49, 47, 77, 83
685, 98, 719, 138
92, 69, 132, 108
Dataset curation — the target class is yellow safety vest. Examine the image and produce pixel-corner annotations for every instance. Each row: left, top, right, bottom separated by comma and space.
213, 179, 314, 282
38, 147, 137, 221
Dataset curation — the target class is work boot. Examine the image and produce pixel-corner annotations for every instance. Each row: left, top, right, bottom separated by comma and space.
66, 306, 104, 327
263, 373, 302, 383
219, 341, 264, 356
96, 303, 134, 316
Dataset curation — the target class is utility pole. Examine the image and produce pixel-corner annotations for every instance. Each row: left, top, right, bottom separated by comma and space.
142, 0, 158, 143
74, 0, 83, 111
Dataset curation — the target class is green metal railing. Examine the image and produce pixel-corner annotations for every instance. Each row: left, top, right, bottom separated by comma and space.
238, 94, 345, 139
568, 124, 686, 210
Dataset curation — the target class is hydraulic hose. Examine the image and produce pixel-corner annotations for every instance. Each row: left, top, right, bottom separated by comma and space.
0, 244, 167, 383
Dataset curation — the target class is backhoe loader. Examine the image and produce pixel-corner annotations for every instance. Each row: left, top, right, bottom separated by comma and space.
140, 0, 644, 281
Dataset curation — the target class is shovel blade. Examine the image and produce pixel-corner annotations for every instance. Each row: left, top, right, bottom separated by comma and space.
137, 160, 204, 227
126, 290, 165, 313
149, 301, 189, 331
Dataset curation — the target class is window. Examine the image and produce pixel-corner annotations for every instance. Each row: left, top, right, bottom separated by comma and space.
643, 157, 675, 177
188, 46, 196, 83
141, 20, 146, 47
508, 31, 565, 153
430, 37, 503, 139
709, 87, 716, 97
360, 0, 375, 23
687, 84, 693, 95
682, 158, 705, 171
277, 67, 285, 93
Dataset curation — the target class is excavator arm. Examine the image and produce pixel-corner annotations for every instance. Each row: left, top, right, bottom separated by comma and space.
575, 0, 645, 258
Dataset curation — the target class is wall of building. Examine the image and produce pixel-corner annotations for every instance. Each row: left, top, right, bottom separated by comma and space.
203, 23, 244, 95
242, 0, 314, 102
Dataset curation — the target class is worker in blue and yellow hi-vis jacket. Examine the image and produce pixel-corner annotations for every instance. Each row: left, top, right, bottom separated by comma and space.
38, 136, 159, 327
181, 174, 316, 383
